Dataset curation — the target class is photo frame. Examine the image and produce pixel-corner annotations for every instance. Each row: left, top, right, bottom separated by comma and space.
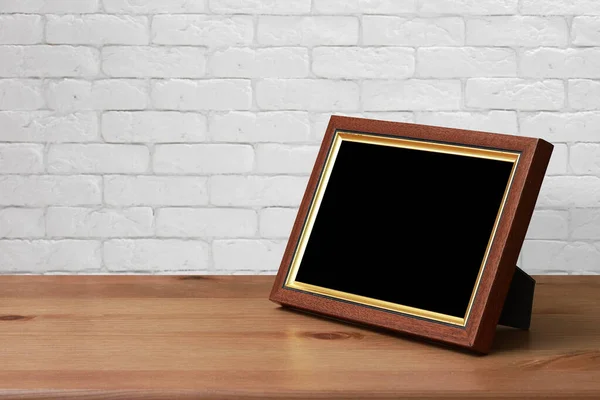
270, 115, 553, 354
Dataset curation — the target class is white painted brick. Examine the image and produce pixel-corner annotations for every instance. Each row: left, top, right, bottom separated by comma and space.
256, 79, 359, 111
0, 176, 102, 206
210, 112, 311, 143
569, 80, 600, 110
47, 207, 153, 238
363, 80, 461, 111
47, 144, 149, 174
415, 111, 518, 134
0, 111, 98, 142
521, 48, 600, 78
152, 79, 251, 111
310, 112, 414, 141
570, 144, 600, 174
521, 0, 600, 16
537, 176, 600, 208
0, 15, 43, 44
0, 46, 99, 78
104, 175, 208, 206
209, 47, 309, 78
104, 239, 209, 272
466, 17, 567, 46
418, 0, 517, 14
103, 47, 205, 78
213, 239, 286, 271
417, 48, 516, 78
47, 15, 148, 45
152, 15, 252, 47
103, 112, 206, 143
257, 16, 359, 46
156, 208, 257, 237
210, 0, 310, 14
154, 144, 254, 174
572, 17, 600, 45
571, 209, 600, 240
47, 79, 147, 112
547, 143, 568, 175
466, 79, 564, 110
255, 144, 318, 174
209, 175, 308, 206
521, 241, 600, 273
0, 79, 44, 110
313, 47, 415, 79
0, 208, 45, 238
520, 112, 600, 142
363, 17, 464, 46
0, 0, 98, 13
0, 240, 101, 273
315, 0, 415, 13
0, 144, 44, 173
259, 207, 297, 238
104, 0, 205, 13
526, 210, 569, 240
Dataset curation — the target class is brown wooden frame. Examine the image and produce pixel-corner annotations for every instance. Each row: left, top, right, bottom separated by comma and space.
269, 115, 553, 354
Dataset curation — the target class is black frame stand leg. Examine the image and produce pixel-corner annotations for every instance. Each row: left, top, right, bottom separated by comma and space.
498, 266, 535, 330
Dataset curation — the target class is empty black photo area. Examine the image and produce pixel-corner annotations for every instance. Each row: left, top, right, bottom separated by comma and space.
295, 136, 515, 319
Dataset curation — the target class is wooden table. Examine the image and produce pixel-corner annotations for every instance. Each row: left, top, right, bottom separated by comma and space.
0, 276, 598, 399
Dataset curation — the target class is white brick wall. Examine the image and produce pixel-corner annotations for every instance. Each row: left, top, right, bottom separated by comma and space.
0, 1, 598, 274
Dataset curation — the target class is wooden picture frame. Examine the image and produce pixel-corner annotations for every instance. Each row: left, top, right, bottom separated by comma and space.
269, 115, 553, 354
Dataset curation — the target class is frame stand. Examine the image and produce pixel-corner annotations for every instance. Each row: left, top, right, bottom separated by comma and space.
498, 266, 535, 330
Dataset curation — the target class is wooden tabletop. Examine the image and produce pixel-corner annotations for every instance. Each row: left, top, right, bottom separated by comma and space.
0, 275, 599, 399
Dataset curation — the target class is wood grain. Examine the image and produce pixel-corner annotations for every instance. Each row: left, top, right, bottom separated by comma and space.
0, 275, 598, 399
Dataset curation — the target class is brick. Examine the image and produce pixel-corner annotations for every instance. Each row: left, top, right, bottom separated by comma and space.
0, 15, 43, 44
313, 47, 414, 79
520, 112, 600, 141
570, 144, 600, 174
209, 112, 311, 143
47, 15, 148, 45
47, 79, 147, 112
103, 47, 205, 78
210, 0, 310, 13
0, 0, 99, 13
521, 0, 600, 15
0, 79, 44, 110
257, 16, 359, 46
363, 17, 464, 46
154, 144, 254, 174
156, 208, 257, 238
520, 48, 600, 78
0, 144, 44, 173
537, 176, 600, 208
213, 239, 286, 271
0, 111, 98, 142
48, 144, 149, 174
417, 47, 516, 78
571, 209, 600, 240
0, 45, 99, 78
0, 208, 45, 238
415, 111, 518, 134
103, 112, 206, 143
0, 240, 101, 273
209, 175, 308, 206
256, 79, 359, 111
572, 17, 600, 45
255, 144, 318, 174
418, 0, 517, 14
466, 79, 564, 110
363, 80, 461, 111
0, 175, 102, 206
314, 0, 415, 13
152, 15, 252, 46
521, 240, 600, 273
569, 80, 600, 110
259, 208, 297, 238
152, 79, 251, 111
547, 143, 568, 175
103, 0, 205, 13
104, 175, 208, 206
310, 112, 414, 141
466, 17, 567, 46
47, 207, 153, 238
209, 47, 309, 78
104, 239, 209, 272
525, 210, 568, 240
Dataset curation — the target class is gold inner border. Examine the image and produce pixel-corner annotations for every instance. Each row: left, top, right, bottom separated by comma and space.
284, 130, 520, 327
